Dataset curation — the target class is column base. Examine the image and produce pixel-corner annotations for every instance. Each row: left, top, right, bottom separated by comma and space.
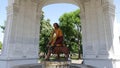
84, 59, 116, 68
0, 58, 38, 68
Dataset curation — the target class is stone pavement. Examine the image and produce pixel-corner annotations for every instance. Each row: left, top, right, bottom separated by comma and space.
71, 60, 83, 64
13, 60, 95, 68
70, 64, 95, 68
13, 63, 43, 68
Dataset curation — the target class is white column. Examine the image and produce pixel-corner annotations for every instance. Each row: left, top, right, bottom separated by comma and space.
0, 0, 41, 68
82, 0, 101, 58
82, 0, 117, 68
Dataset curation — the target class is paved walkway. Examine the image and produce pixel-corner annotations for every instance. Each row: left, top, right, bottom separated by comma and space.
71, 60, 83, 64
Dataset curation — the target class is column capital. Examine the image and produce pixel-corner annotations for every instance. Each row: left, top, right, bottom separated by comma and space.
101, 0, 114, 5
7, 3, 19, 16
31, 0, 42, 3
102, 2, 115, 16
81, 0, 90, 3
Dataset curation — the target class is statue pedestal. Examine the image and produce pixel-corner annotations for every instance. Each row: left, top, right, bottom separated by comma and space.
42, 60, 71, 68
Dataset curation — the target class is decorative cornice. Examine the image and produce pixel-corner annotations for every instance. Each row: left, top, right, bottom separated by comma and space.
81, 0, 90, 3
31, 0, 42, 4
7, 3, 19, 15
102, 2, 115, 15
101, 0, 114, 5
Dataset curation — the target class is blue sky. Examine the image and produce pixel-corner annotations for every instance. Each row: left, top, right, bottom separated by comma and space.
0, 0, 7, 43
0, 0, 120, 43
42, 4, 79, 24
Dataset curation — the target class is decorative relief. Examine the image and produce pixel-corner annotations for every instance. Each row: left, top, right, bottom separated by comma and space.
101, 0, 114, 5
7, 3, 19, 15
85, 45, 93, 51
84, 44, 94, 55
102, 0, 115, 15
31, 0, 46, 8
31, 0, 43, 3
99, 50, 108, 55
12, 44, 24, 57
9, 36, 37, 45
25, 45, 38, 57
12, 44, 38, 58
84, 0, 91, 2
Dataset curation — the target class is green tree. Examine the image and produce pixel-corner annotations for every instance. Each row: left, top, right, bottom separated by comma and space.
39, 11, 52, 56
0, 21, 6, 33
0, 41, 2, 50
0, 22, 5, 50
59, 9, 82, 59
40, 19, 52, 53
0, 25, 5, 32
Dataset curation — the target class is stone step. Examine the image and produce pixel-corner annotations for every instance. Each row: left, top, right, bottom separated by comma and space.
42, 60, 71, 68
13, 63, 43, 68
70, 64, 95, 68
13, 61, 95, 68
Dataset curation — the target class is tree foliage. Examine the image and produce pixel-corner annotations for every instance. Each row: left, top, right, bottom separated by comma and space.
0, 25, 5, 31
0, 41, 2, 49
39, 12, 52, 54
59, 9, 82, 58
0, 21, 6, 33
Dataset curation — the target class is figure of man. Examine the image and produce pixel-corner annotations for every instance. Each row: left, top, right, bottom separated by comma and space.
45, 23, 63, 60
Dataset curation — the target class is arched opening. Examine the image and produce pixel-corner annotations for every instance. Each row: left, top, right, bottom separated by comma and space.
39, 2, 83, 63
